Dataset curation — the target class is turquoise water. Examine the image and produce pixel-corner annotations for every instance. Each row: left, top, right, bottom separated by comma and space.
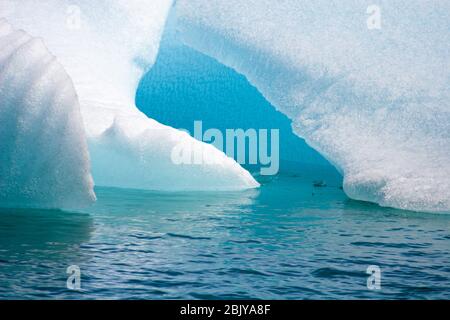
0, 174, 449, 299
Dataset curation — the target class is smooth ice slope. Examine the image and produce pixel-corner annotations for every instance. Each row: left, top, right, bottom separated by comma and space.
87, 105, 258, 190
0, 19, 95, 208
177, 0, 450, 213
0, 1, 258, 191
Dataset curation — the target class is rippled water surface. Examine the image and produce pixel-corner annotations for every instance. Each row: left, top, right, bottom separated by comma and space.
1, 175, 449, 299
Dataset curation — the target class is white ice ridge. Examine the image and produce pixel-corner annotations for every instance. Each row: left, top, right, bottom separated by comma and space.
0, 0, 259, 192
0, 19, 95, 208
176, 0, 450, 213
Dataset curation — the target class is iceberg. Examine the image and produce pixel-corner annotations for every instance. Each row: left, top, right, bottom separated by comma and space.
1, 0, 449, 212
0, 0, 258, 198
0, 19, 95, 208
176, 0, 450, 213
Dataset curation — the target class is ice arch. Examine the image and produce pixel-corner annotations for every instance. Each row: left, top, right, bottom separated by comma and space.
137, 13, 339, 180
1, 0, 449, 213
176, 0, 450, 213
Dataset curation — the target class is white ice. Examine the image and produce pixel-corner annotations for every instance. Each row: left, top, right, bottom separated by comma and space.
176, 0, 450, 213
0, 0, 258, 199
0, 19, 95, 208
2, 0, 449, 213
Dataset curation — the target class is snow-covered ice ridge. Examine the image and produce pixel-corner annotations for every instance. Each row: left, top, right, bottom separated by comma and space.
177, 0, 450, 213
0, 19, 95, 208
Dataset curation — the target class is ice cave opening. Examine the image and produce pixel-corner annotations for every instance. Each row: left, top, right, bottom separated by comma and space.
136, 18, 341, 185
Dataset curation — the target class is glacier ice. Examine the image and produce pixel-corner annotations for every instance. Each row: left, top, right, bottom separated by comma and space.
0, 0, 259, 194
176, 0, 450, 213
2, 0, 449, 212
0, 19, 95, 208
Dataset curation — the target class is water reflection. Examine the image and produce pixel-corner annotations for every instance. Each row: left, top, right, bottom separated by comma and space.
0, 208, 93, 252
0, 208, 94, 299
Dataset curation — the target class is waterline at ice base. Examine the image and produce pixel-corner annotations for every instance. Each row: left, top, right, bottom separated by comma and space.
0, 0, 450, 213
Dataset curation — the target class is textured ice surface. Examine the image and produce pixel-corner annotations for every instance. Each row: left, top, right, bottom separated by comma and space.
177, 0, 450, 213
2, 1, 449, 210
0, 19, 95, 208
0, 1, 258, 191
0, 0, 171, 107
